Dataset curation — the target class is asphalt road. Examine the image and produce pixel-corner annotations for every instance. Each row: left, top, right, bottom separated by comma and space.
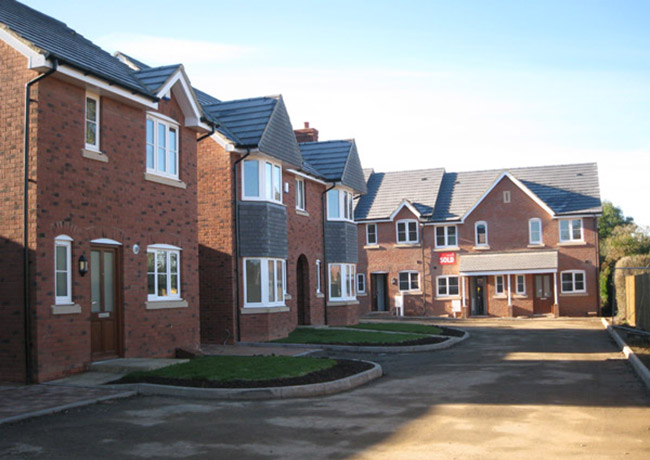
1, 318, 649, 459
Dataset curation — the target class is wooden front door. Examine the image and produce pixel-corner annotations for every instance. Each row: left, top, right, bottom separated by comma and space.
90, 246, 121, 359
534, 274, 553, 314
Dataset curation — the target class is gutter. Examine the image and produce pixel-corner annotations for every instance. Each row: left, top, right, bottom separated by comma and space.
23, 59, 58, 384
321, 183, 337, 325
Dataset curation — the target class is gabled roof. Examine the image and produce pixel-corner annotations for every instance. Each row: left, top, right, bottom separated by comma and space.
355, 168, 446, 221
0, 0, 150, 97
133, 65, 181, 94
299, 140, 367, 194
202, 95, 302, 167
432, 163, 602, 222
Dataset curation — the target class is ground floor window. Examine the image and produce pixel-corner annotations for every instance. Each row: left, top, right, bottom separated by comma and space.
495, 275, 505, 295
398, 271, 420, 292
147, 245, 181, 300
244, 258, 286, 306
357, 273, 366, 294
329, 263, 356, 301
55, 235, 73, 304
516, 275, 526, 295
561, 270, 585, 293
437, 275, 459, 297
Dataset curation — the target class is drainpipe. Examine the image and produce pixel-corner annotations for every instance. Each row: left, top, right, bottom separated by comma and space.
420, 221, 426, 316
197, 121, 217, 142
321, 183, 336, 325
23, 59, 58, 384
233, 148, 252, 341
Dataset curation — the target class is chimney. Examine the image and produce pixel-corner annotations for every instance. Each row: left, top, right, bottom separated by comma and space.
294, 121, 319, 143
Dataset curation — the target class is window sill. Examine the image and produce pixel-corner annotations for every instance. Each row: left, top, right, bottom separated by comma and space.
81, 148, 108, 163
400, 291, 422, 296
327, 300, 360, 307
145, 299, 188, 310
241, 306, 289, 314
51, 303, 82, 315
144, 172, 187, 189
513, 294, 528, 299
434, 296, 461, 301
473, 245, 491, 250
560, 292, 588, 297
434, 247, 459, 252
364, 244, 381, 250
295, 209, 309, 217
493, 294, 507, 299
327, 218, 355, 224
527, 244, 545, 248
357, 292, 368, 297
394, 243, 421, 248
558, 241, 586, 247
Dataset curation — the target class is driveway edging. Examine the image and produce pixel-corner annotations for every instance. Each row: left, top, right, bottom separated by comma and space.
104, 360, 382, 400
601, 317, 650, 390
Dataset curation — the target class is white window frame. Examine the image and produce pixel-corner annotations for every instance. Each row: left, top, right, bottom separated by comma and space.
243, 257, 286, 307
85, 92, 100, 151
559, 218, 583, 243
437, 275, 460, 297
357, 273, 366, 294
529, 218, 543, 245
398, 271, 420, 292
435, 225, 458, 248
396, 219, 419, 244
316, 259, 322, 294
54, 235, 73, 305
516, 275, 526, 295
366, 223, 377, 245
494, 275, 505, 295
475, 221, 488, 246
327, 188, 354, 222
147, 245, 182, 301
146, 114, 179, 179
242, 158, 283, 204
295, 178, 305, 211
561, 270, 586, 294
328, 263, 356, 301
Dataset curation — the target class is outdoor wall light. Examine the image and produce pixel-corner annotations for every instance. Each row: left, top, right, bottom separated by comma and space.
78, 254, 88, 276
392, 277, 397, 285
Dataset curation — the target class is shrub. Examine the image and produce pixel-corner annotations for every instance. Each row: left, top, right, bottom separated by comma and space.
614, 255, 650, 322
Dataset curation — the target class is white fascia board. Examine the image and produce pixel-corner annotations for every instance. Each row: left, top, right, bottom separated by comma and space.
552, 213, 602, 220
389, 200, 422, 221
462, 171, 555, 222
423, 221, 459, 226
287, 169, 328, 185
356, 218, 393, 223
0, 27, 50, 71
162, 68, 204, 129
459, 268, 557, 276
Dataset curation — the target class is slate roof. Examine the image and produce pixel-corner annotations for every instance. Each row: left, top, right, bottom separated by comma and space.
300, 140, 367, 194
355, 168, 446, 220
0, 0, 151, 98
459, 250, 558, 274
432, 163, 602, 221
133, 65, 181, 94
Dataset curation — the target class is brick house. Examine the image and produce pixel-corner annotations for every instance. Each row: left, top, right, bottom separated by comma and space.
355, 164, 602, 318
194, 93, 367, 342
0, 0, 213, 382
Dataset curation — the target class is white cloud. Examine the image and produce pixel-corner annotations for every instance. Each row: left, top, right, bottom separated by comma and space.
96, 34, 254, 66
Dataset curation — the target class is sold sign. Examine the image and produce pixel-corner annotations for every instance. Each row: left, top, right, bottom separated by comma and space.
438, 252, 456, 265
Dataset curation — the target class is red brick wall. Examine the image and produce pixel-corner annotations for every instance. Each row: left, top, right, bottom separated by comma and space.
0, 42, 40, 382
197, 137, 237, 344
357, 175, 600, 318
24, 76, 200, 382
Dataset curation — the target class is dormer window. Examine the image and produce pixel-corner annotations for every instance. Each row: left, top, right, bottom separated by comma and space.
242, 158, 282, 204
396, 219, 418, 244
146, 114, 179, 179
327, 188, 353, 222
85, 92, 100, 151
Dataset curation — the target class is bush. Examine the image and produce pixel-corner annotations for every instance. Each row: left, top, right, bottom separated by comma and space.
614, 255, 650, 322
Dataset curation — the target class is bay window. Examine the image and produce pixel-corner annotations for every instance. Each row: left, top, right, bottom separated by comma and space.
329, 263, 356, 301
244, 258, 286, 306
327, 188, 353, 221
242, 158, 282, 204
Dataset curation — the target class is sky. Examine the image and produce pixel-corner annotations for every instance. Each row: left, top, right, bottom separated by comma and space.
21, 0, 650, 226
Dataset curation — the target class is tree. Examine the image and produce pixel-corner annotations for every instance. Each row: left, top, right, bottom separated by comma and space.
599, 200, 633, 241
601, 224, 650, 264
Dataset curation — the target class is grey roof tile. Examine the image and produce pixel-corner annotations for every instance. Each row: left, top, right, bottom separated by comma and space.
0, 0, 150, 97
355, 168, 446, 220
459, 250, 558, 273
133, 65, 181, 93
300, 140, 367, 193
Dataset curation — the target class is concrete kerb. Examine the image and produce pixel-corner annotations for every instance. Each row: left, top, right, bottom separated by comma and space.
240, 327, 469, 353
601, 317, 650, 391
104, 360, 382, 400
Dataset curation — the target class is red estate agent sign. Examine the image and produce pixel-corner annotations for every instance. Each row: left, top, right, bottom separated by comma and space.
438, 252, 456, 265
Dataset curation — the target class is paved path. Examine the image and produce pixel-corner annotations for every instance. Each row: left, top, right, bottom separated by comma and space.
0, 318, 648, 459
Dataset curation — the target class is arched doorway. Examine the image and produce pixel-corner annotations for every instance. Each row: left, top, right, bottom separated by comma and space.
296, 255, 310, 325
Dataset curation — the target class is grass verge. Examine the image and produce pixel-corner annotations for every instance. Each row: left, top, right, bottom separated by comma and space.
273, 327, 425, 345
348, 322, 443, 335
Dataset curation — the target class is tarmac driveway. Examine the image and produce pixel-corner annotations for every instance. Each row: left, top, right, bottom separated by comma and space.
1, 318, 649, 459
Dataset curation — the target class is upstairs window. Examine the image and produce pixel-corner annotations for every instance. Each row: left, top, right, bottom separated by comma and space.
55, 235, 73, 305
559, 219, 583, 242
327, 188, 353, 221
242, 158, 282, 204
529, 218, 543, 245
295, 178, 305, 211
396, 220, 418, 244
85, 93, 100, 151
366, 223, 377, 245
475, 221, 488, 246
435, 225, 457, 248
146, 115, 179, 179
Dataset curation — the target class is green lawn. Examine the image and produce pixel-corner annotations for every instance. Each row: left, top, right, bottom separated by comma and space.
119, 356, 337, 383
273, 327, 424, 345
347, 322, 443, 335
